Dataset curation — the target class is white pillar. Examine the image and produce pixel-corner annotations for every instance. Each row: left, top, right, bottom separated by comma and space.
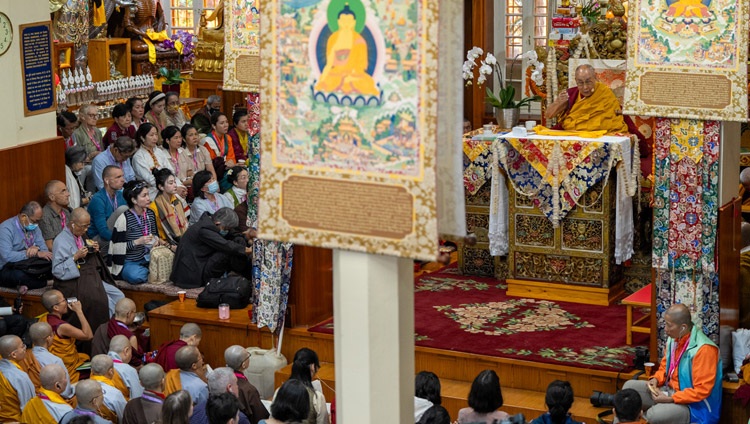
333, 250, 415, 424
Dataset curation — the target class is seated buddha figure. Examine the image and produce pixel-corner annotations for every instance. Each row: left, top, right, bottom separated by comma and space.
314, 5, 379, 97
665, 0, 711, 19
121, 0, 170, 54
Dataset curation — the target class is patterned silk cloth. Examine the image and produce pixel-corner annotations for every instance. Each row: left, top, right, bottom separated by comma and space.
489, 133, 640, 264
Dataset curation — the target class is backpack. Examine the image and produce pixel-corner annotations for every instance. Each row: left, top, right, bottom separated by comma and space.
196, 275, 252, 309
148, 246, 174, 284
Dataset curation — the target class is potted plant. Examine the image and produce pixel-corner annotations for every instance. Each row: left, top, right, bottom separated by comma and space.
157, 67, 185, 94
158, 30, 196, 94
463, 47, 541, 129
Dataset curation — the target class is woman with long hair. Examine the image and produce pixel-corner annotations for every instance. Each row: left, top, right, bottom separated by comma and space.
161, 390, 193, 424
201, 112, 236, 179
274, 348, 329, 424
144, 91, 167, 141
177, 124, 216, 188
458, 370, 509, 424
189, 170, 233, 225
260, 380, 311, 424
227, 108, 249, 161
149, 168, 189, 247
131, 123, 172, 200
531, 380, 582, 424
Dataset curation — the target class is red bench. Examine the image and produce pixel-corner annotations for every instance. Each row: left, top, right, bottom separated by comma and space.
622, 283, 652, 345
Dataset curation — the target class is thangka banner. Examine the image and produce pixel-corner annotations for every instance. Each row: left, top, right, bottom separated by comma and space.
223, 0, 261, 92
623, 0, 748, 121
259, 0, 447, 260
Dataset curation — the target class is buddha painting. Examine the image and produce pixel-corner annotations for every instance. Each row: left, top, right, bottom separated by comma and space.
311, 0, 384, 106
665, 0, 711, 19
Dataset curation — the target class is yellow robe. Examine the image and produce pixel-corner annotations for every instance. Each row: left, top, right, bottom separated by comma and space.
112, 370, 131, 401
38, 313, 89, 383
164, 368, 182, 396
90, 375, 123, 423
315, 30, 379, 96
21, 348, 42, 390
0, 362, 25, 422
21, 389, 71, 424
560, 82, 628, 134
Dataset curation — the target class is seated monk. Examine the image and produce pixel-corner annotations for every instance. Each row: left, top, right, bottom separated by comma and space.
155, 322, 202, 372
39, 289, 93, 383
109, 335, 145, 399
90, 354, 128, 422
92, 298, 147, 367
21, 364, 73, 423
314, 5, 379, 96
59, 379, 112, 424
122, 363, 166, 424
225, 344, 270, 423
164, 345, 209, 406
0, 335, 36, 422
22, 322, 76, 402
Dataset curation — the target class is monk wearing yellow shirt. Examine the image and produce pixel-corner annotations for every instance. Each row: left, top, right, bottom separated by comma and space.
0, 335, 36, 422
21, 364, 73, 423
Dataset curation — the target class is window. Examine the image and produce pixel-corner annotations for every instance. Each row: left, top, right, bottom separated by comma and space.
164, 0, 219, 33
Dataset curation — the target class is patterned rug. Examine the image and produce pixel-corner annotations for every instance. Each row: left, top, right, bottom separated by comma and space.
309, 264, 649, 372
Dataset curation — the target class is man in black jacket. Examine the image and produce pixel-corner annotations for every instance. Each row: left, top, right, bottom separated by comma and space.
171, 208, 252, 289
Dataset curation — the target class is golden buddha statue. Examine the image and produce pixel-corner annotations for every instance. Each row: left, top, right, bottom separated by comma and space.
193, 0, 225, 79
121, 0, 169, 54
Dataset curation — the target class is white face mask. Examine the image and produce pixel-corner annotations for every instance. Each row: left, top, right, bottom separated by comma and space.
233, 187, 247, 197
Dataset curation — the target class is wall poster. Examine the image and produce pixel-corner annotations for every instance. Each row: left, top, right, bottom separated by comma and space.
223, 0, 261, 92
20, 21, 56, 116
259, 0, 441, 260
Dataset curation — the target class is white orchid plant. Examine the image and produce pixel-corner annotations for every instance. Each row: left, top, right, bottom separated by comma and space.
463, 47, 541, 109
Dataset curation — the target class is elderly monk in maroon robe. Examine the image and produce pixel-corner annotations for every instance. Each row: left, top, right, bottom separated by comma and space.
92, 298, 146, 367
155, 323, 202, 372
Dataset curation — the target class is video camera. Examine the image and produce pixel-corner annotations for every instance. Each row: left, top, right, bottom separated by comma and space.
590, 390, 616, 408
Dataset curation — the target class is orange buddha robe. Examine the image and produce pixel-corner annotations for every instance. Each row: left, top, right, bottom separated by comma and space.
90, 375, 123, 423
21, 348, 42, 390
164, 368, 182, 396
560, 82, 629, 134
112, 370, 131, 401
38, 313, 89, 383
21, 389, 71, 424
0, 365, 24, 422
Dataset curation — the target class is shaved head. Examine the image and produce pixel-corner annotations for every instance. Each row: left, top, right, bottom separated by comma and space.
175, 346, 200, 371
40, 364, 66, 390
76, 379, 103, 407
0, 335, 22, 358
225, 345, 248, 371
109, 335, 131, 355
30, 321, 53, 346
41, 289, 65, 311
139, 363, 166, 391
575, 64, 596, 79
666, 304, 693, 327
71, 207, 90, 223
115, 298, 136, 320
180, 323, 202, 340
91, 354, 114, 376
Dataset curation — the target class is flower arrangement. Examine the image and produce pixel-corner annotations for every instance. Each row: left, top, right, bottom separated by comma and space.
462, 47, 541, 109
579, 0, 602, 23
160, 30, 197, 66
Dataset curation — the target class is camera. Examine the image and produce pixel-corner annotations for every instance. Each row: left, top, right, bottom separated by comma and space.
499, 413, 525, 424
590, 390, 616, 407
633, 346, 649, 371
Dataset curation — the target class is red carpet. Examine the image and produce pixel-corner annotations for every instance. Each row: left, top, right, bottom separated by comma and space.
309, 264, 649, 372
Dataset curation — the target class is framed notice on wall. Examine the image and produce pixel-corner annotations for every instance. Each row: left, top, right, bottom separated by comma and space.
19, 21, 56, 116
623, 0, 748, 121
223, 0, 261, 92
259, 0, 447, 260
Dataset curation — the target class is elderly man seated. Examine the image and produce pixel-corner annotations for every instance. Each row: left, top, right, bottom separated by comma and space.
171, 207, 252, 289
52, 207, 124, 331
0, 201, 53, 290
164, 345, 209, 406
0, 335, 36, 422
39, 289, 93, 383
190, 367, 253, 424
60, 379, 113, 424
22, 322, 75, 401
155, 323, 202, 372
40, 180, 72, 250
90, 354, 128, 422
109, 335, 145, 399
225, 345, 269, 424
21, 364, 74, 423
122, 363, 166, 424
92, 298, 147, 367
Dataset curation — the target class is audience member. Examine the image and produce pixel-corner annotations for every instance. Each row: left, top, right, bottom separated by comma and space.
162, 390, 194, 424
0, 335, 36, 422
22, 322, 75, 400
207, 392, 242, 424
40, 180, 73, 249
190, 367, 252, 424
150, 168, 189, 246
0, 296, 27, 338
275, 348, 328, 424
155, 323, 202, 371
52, 207, 124, 331
225, 345, 269, 424
126, 97, 146, 133
88, 165, 127, 256
132, 122, 173, 200
90, 354, 128, 422
65, 146, 91, 209
165, 91, 189, 129
189, 170, 234, 225
40, 289, 93, 382
109, 335, 145, 399
203, 112, 236, 180
622, 304, 721, 424
227, 109, 249, 161
417, 405, 451, 424
103, 103, 134, 149
178, 124, 216, 188
196, 95, 222, 121
73, 104, 104, 161
92, 298, 146, 366
144, 91, 168, 141
613, 388, 643, 424
122, 363, 167, 424
260, 379, 310, 424
58, 110, 79, 149
111, 180, 164, 284
458, 369, 509, 424
0, 201, 53, 290
21, 364, 74, 422
172, 207, 251, 288
415, 370, 442, 422
162, 126, 190, 197
59, 379, 112, 424
165, 345, 209, 406
531, 380, 582, 424
225, 166, 249, 208
92, 136, 137, 190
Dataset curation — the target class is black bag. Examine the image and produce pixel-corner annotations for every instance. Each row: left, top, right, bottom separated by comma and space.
8, 257, 52, 279
196, 276, 251, 309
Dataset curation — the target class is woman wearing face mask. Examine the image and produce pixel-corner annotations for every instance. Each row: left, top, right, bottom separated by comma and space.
111, 180, 165, 285
227, 109, 249, 161
201, 112, 236, 179
64, 146, 91, 209
126, 97, 146, 133
164, 92, 188, 129
144, 91, 167, 142
189, 170, 233, 225
224, 166, 249, 208
131, 123, 172, 201
149, 169, 189, 247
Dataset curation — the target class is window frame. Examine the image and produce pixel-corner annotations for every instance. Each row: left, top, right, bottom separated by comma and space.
161, 0, 218, 34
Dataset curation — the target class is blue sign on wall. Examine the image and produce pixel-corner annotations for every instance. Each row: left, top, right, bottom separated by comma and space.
20, 22, 55, 116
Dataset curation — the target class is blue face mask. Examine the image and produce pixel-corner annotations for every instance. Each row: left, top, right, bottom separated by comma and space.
207, 181, 220, 194
219, 229, 229, 236
24, 223, 38, 231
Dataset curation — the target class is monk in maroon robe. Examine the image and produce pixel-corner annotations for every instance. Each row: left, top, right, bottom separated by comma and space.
154, 323, 202, 372
92, 298, 147, 367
